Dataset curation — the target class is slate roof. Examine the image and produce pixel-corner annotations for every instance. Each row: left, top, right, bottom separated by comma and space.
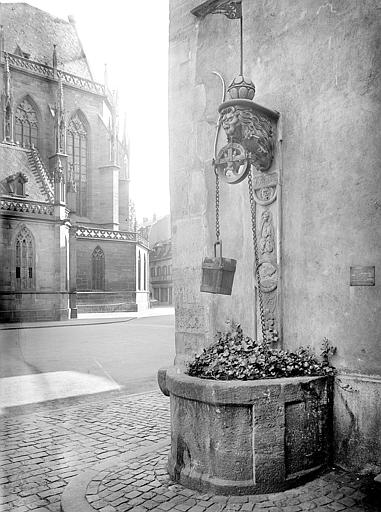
0, 144, 50, 202
0, 3, 92, 79
151, 240, 172, 261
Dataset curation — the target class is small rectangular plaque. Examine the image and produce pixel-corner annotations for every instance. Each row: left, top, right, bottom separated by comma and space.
350, 266, 375, 286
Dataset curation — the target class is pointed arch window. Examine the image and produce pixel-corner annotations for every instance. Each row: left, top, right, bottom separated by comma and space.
15, 99, 38, 148
92, 246, 105, 291
15, 226, 35, 290
67, 113, 88, 216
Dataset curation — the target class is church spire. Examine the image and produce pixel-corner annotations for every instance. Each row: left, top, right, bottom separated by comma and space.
2, 53, 14, 143
0, 25, 4, 63
109, 89, 119, 164
52, 44, 58, 78
55, 78, 66, 153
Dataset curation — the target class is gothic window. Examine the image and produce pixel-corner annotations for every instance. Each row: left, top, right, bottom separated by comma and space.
67, 113, 88, 216
151, 267, 155, 278
15, 226, 35, 290
138, 252, 142, 291
92, 246, 105, 290
15, 99, 38, 148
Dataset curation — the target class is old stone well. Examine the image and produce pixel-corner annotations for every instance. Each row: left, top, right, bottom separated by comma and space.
158, 0, 353, 498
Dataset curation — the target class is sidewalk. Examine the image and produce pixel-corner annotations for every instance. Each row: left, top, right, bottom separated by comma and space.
0, 388, 380, 512
0, 307, 174, 330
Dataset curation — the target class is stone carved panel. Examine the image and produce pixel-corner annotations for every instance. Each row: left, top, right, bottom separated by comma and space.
262, 290, 278, 333
257, 204, 280, 340
259, 209, 275, 256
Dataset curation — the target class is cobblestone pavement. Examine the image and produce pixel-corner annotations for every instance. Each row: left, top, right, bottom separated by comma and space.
0, 390, 380, 512
84, 447, 380, 512
0, 391, 170, 512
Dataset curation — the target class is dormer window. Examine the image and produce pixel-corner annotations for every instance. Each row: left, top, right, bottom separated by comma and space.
6, 172, 28, 196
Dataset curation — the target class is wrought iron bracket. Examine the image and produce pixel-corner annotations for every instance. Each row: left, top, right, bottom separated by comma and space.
191, 0, 242, 19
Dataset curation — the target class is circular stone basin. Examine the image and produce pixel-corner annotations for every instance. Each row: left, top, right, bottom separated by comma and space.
160, 367, 333, 495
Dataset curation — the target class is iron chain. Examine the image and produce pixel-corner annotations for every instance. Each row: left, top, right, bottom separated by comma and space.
215, 167, 220, 241
248, 168, 267, 344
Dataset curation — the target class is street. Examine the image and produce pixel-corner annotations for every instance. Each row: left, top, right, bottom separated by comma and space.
0, 312, 175, 409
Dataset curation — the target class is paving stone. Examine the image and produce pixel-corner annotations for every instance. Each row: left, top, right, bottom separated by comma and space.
283, 498, 302, 506
337, 497, 356, 507
255, 502, 275, 509
173, 504, 194, 512
248, 496, 268, 503
325, 503, 347, 511
206, 504, 225, 512
313, 497, 333, 506
2, 390, 381, 512
117, 505, 133, 512
299, 503, 317, 510
227, 497, 249, 504
128, 498, 147, 507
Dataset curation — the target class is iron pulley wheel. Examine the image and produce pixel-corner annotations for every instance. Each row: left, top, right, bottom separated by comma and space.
215, 142, 249, 184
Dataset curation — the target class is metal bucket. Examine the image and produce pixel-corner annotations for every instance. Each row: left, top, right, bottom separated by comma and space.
200, 240, 236, 295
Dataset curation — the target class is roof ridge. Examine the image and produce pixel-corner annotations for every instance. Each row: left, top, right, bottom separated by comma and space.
1, 3, 72, 24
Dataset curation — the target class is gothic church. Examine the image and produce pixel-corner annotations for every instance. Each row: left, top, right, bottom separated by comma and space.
0, 3, 150, 321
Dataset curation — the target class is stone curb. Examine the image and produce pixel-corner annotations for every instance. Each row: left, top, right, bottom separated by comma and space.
61, 439, 170, 512
0, 316, 137, 330
2, 386, 163, 417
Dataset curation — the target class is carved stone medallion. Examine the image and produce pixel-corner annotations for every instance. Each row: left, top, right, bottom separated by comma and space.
255, 261, 278, 293
215, 142, 248, 184
252, 171, 278, 205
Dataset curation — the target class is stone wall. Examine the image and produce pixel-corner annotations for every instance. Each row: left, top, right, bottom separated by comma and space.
76, 239, 136, 292
0, 217, 69, 321
169, 0, 381, 470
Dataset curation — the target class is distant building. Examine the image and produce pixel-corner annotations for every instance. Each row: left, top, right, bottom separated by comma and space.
148, 215, 172, 305
0, 3, 149, 321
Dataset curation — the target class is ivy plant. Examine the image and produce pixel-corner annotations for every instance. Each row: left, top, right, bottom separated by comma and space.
187, 322, 336, 381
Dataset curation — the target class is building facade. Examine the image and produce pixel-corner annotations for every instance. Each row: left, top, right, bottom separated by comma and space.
0, 3, 149, 321
169, 0, 381, 473
148, 215, 173, 305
